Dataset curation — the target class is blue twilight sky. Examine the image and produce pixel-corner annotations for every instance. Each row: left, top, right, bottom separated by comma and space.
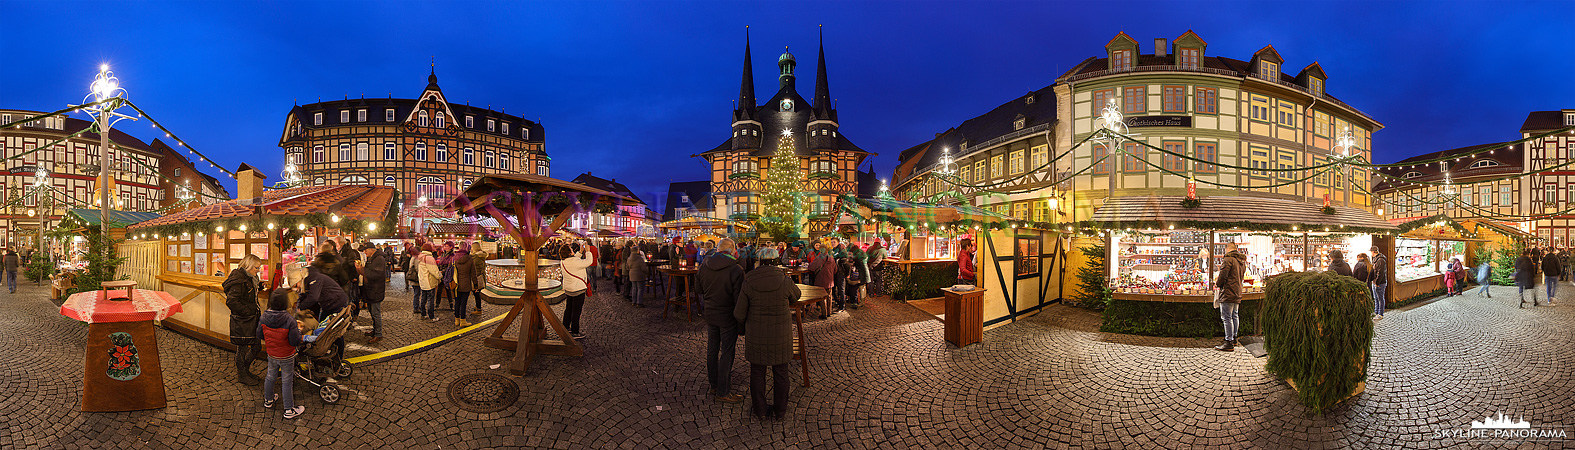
2, 0, 1571, 210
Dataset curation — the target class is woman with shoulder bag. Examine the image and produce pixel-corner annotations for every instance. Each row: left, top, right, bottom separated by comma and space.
560, 243, 595, 339
224, 254, 267, 386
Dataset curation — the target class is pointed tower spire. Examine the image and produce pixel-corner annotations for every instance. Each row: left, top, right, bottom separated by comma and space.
736, 26, 756, 121
427, 56, 441, 91
813, 25, 831, 112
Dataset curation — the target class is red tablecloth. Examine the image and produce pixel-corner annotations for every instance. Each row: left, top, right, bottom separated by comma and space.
60, 289, 183, 324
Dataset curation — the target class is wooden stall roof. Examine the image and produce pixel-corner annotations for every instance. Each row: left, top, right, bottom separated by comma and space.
1465, 220, 1532, 239
1090, 195, 1398, 231
66, 208, 163, 226
657, 216, 752, 231
449, 173, 637, 213
425, 222, 492, 236
130, 185, 396, 230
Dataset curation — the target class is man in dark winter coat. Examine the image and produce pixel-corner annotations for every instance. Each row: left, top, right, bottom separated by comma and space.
358, 243, 389, 344
1517, 248, 1542, 308
298, 253, 349, 320
734, 257, 800, 419
697, 238, 746, 403
1369, 246, 1390, 318
1213, 244, 1246, 352
1541, 249, 1562, 306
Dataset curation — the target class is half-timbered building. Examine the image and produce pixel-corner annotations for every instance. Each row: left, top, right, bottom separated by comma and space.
278, 69, 548, 232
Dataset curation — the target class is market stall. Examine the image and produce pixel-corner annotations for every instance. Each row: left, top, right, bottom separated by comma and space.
54, 209, 164, 299
656, 216, 751, 238
1087, 195, 1397, 336
1388, 218, 1481, 303
123, 171, 398, 349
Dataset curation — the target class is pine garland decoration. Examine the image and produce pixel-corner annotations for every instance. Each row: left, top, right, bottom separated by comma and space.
1261, 271, 1374, 414
757, 133, 804, 242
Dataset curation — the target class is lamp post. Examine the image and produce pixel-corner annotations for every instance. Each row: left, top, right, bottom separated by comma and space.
75, 65, 136, 243
33, 169, 47, 264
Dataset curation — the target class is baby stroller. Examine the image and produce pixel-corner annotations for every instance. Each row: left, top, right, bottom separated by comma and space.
295, 308, 354, 404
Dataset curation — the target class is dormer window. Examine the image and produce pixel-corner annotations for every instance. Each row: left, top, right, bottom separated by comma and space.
1566, 113, 1575, 126
523, 128, 530, 140
357, 109, 366, 122
1112, 50, 1133, 71
1178, 47, 1200, 70
487, 119, 495, 132
502, 123, 509, 135
313, 112, 323, 126
1467, 160, 1502, 169
1024, 94, 1035, 105
340, 110, 350, 123
1258, 61, 1279, 80
386, 109, 395, 122
1013, 117, 1026, 130
1402, 171, 1422, 179
465, 116, 474, 128
1309, 78, 1324, 97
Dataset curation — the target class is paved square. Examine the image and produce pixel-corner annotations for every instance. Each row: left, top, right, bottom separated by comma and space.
1, 278, 1571, 449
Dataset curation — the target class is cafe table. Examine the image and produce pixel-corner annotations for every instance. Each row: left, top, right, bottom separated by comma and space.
59, 283, 182, 412
657, 264, 699, 321
790, 284, 830, 387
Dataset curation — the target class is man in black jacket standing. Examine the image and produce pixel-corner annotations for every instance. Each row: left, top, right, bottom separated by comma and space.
359, 243, 389, 344
1369, 246, 1389, 319
697, 238, 745, 403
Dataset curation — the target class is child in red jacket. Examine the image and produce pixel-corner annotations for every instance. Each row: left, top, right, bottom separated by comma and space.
258, 288, 306, 419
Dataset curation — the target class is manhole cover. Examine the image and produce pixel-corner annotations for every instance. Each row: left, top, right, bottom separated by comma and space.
447, 373, 520, 413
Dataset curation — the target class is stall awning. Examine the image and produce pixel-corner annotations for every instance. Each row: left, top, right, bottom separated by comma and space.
65, 209, 163, 227
842, 194, 1012, 226
1465, 220, 1532, 239
1089, 195, 1398, 232
657, 216, 751, 231
424, 222, 492, 236
130, 185, 397, 230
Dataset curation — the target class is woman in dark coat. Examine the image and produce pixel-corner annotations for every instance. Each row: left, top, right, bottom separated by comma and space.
734, 262, 800, 419
223, 254, 265, 386
452, 242, 477, 327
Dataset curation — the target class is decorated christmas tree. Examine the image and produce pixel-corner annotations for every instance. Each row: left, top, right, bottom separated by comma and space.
757, 132, 804, 241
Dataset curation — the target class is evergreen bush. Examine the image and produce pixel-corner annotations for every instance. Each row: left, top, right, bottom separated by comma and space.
66, 232, 129, 296
24, 251, 54, 283
1099, 298, 1260, 337
1070, 243, 1112, 310
1261, 271, 1374, 414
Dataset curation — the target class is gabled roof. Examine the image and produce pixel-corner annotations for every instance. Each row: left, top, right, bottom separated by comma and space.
1252, 45, 1284, 63
131, 185, 398, 230
893, 84, 1059, 185
663, 181, 711, 221
1174, 30, 1207, 47
1371, 140, 1523, 192
1297, 62, 1328, 81
571, 172, 644, 205
1520, 110, 1574, 132
1105, 32, 1138, 48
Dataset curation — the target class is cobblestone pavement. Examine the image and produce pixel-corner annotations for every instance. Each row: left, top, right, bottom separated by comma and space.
2, 278, 1571, 449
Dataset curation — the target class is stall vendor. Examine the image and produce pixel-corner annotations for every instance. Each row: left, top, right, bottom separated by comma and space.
957, 238, 976, 285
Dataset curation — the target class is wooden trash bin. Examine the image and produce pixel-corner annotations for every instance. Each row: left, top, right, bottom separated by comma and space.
941, 287, 985, 348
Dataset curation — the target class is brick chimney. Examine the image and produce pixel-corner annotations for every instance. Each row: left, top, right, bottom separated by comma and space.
1155, 38, 1168, 57
235, 163, 267, 203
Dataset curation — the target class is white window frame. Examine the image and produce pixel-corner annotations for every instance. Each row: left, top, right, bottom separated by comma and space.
485, 150, 496, 168
415, 142, 427, 161
356, 142, 369, 160
357, 109, 366, 122
383, 142, 395, 160
339, 144, 351, 161
435, 112, 445, 128
340, 110, 350, 123
463, 148, 475, 165
499, 153, 510, 170
418, 111, 429, 127
313, 145, 324, 163
487, 119, 495, 132
501, 123, 509, 135
536, 162, 547, 176
436, 143, 448, 162
174, 167, 182, 177
385, 109, 395, 122
465, 116, 474, 128
313, 112, 323, 126
384, 176, 396, 187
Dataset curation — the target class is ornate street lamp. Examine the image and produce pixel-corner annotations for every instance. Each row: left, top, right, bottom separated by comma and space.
73, 64, 137, 238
